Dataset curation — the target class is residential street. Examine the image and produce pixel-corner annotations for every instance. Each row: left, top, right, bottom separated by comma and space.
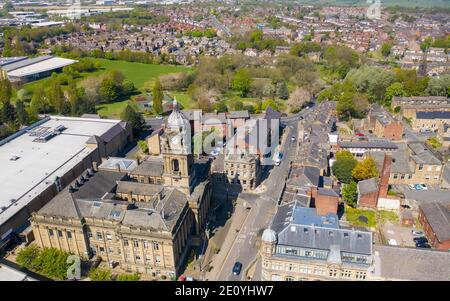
209, 107, 310, 281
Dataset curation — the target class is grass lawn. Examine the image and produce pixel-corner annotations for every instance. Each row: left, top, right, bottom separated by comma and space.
377, 210, 399, 224
96, 100, 130, 119
344, 206, 377, 228
167, 91, 194, 110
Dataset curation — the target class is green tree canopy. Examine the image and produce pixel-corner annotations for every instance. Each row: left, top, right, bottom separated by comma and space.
341, 181, 358, 208
152, 78, 164, 114
332, 153, 357, 184
121, 104, 144, 135
89, 268, 112, 281
232, 68, 252, 97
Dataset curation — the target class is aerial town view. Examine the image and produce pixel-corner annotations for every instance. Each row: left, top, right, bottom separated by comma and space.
0, 0, 449, 289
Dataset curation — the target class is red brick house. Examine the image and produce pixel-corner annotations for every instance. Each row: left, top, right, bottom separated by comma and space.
418, 201, 450, 251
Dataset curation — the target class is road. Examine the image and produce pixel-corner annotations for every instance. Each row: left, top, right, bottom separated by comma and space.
213, 107, 312, 280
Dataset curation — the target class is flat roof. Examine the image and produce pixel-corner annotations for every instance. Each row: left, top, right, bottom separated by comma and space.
0, 264, 37, 281
7, 57, 77, 78
0, 116, 123, 231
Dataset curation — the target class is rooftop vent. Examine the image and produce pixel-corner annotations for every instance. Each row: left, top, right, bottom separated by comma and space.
9, 156, 20, 161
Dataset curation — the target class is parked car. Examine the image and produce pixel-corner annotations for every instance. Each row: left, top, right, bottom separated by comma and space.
419, 184, 428, 190
416, 243, 431, 248
413, 237, 428, 244
155, 115, 163, 120
412, 230, 424, 236
408, 184, 416, 190
388, 239, 398, 246
232, 262, 242, 275
401, 204, 411, 209
291, 136, 296, 141
414, 184, 423, 190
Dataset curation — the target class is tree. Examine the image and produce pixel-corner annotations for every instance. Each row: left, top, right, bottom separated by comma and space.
287, 87, 310, 113
0, 78, 12, 104
66, 77, 82, 116
15, 100, 28, 125
121, 104, 144, 135
426, 74, 450, 96
100, 78, 119, 101
232, 68, 252, 97
16, 88, 31, 102
352, 157, 379, 181
346, 65, 394, 103
16, 244, 41, 271
262, 98, 278, 111
342, 181, 358, 207
332, 153, 357, 184
336, 91, 355, 120
276, 81, 289, 99
89, 268, 111, 281
116, 273, 140, 281
381, 43, 392, 57
30, 86, 50, 114
48, 75, 65, 114
137, 140, 148, 154
384, 82, 405, 107
152, 78, 164, 114
1, 100, 16, 123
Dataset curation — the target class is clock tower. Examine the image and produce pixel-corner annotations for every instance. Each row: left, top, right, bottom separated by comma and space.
161, 99, 194, 193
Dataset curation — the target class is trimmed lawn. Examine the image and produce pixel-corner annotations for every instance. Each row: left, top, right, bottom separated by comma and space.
344, 206, 377, 228
167, 91, 194, 109
377, 210, 399, 224
96, 100, 130, 119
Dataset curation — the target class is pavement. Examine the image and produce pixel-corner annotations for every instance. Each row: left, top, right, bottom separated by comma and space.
205, 106, 311, 281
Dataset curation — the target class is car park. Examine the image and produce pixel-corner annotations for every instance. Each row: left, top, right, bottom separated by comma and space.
414, 184, 423, 190
408, 184, 415, 190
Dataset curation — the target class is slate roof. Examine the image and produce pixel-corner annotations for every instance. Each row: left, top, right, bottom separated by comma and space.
338, 139, 398, 149
420, 201, 450, 242
116, 181, 163, 196
130, 159, 164, 177
373, 245, 450, 281
357, 178, 379, 195
287, 166, 321, 188
416, 111, 450, 119
271, 201, 372, 255
227, 111, 250, 119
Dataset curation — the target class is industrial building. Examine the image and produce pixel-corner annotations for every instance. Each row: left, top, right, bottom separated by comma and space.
0, 116, 132, 251
0, 55, 77, 83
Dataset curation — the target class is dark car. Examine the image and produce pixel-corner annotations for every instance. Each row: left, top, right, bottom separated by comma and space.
413, 237, 428, 243
232, 262, 242, 276
416, 243, 431, 249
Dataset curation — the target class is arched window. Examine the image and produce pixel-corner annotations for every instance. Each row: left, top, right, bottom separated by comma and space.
172, 159, 180, 172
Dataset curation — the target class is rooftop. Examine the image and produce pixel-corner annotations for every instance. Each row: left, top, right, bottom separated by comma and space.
420, 201, 450, 242
0, 116, 125, 230
373, 245, 450, 281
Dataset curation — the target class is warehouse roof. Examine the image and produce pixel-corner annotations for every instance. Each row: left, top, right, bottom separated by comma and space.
0, 116, 125, 230
6, 56, 77, 78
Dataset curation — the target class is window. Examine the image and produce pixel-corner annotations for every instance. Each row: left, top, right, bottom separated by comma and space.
99, 247, 105, 253
393, 174, 398, 179
155, 256, 161, 264
153, 241, 160, 250
329, 269, 338, 277
123, 239, 129, 247
135, 255, 141, 262
172, 159, 179, 172
67, 231, 72, 239
341, 270, 352, 278
143, 240, 148, 249
57, 230, 63, 238
48, 229, 54, 236
106, 233, 112, 241
418, 164, 424, 171
133, 240, 139, 247
427, 166, 433, 171
96, 232, 103, 240
355, 271, 367, 280
408, 174, 412, 179
108, 247, 114, 254
285, 276, 295, 281
400, 174, 405, 179
88, 232, 92, 238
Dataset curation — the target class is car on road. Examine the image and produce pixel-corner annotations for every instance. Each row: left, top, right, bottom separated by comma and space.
210, 150, 220, 157
291, 136, 296, 141
232, 262, 242, 276
401, 204, 411, 209
414, 184, 423, 190
412, 230, 424, 236
274, 151, 282, 166
408, 184, 416, 190
155, 115, 163, 120
419, 184, 428, 190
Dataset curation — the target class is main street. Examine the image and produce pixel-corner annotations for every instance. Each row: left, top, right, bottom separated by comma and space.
213, 106, 313, 281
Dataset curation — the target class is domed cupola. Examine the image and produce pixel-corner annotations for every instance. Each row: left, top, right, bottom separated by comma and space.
167, 99, 190, 131
262, 228, 277, 244
162, 98, 191, 154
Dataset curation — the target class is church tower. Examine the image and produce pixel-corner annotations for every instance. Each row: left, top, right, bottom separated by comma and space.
161, 100, 194, 194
